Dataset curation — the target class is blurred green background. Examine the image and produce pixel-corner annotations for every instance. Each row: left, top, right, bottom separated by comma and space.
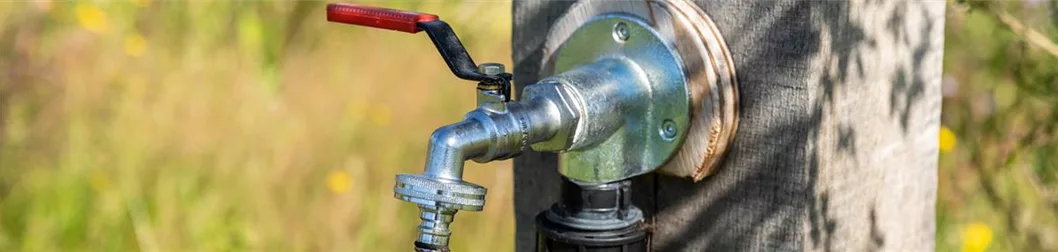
0, 1, 512, 251
0, 1, 1055, 251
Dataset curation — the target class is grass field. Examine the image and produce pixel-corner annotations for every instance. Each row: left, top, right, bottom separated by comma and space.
0, 1, 513, 251
1, 1, 1056, 251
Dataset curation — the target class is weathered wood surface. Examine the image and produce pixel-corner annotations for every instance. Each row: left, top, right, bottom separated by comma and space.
512, 0, 944, 251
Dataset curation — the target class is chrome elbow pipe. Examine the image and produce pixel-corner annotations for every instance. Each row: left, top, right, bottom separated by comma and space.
420, 120, 489, 180
423, 92, 568, 181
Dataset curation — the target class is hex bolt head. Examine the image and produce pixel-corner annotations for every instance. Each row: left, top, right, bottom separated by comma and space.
660, 119, 677, 141
478, 63, 505, 76
613, 22, 630, 42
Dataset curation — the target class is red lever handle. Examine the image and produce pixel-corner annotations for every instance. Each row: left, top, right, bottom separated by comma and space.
326, 3, 439, 33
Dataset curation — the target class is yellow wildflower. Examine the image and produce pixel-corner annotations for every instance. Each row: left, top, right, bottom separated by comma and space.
124, 34, 147, 57
75, 2, 108, 34
961, 222, 993, 252
939, 126, 957, 153
326, 170, 352, 194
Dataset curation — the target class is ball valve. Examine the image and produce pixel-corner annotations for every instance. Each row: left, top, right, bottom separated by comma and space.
326, 1, 738, 251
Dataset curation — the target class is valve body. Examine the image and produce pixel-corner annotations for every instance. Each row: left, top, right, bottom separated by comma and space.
395, 51, 686, 247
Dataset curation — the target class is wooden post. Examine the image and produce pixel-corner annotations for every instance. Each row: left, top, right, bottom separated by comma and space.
512, 1, 945, 251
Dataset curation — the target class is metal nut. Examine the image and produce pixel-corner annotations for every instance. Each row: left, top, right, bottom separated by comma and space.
478, 63, 505, 76
613, 22, 629, 42
521, 80, 581, 152
661, 119, 677, 141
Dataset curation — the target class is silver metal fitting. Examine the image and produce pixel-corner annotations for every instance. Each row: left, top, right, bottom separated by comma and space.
612, 21, 630, 42
395, 13, 729, 248
476, 89, 506, 112
544, 15, 691, 183
520, 82, 581, 152
477, 63, 505, 76
394, 174, 484, 246
394, 91, 566, 247
476, 63, 508, 112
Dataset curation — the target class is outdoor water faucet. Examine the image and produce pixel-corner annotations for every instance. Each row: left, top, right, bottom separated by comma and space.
326, 3, 737, 251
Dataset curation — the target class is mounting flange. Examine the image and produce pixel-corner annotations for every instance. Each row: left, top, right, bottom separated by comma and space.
541, 0, 739, 181
547, 14, 691, 183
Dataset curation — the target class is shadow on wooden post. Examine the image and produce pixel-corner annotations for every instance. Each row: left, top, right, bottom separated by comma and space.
513, 1, 944, 251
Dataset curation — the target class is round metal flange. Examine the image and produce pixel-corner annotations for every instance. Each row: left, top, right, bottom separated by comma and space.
548, 15, 690, 183
542, 0, 738, 181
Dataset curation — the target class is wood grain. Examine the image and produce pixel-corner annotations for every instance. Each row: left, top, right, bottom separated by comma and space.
513, 0, 944, 251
